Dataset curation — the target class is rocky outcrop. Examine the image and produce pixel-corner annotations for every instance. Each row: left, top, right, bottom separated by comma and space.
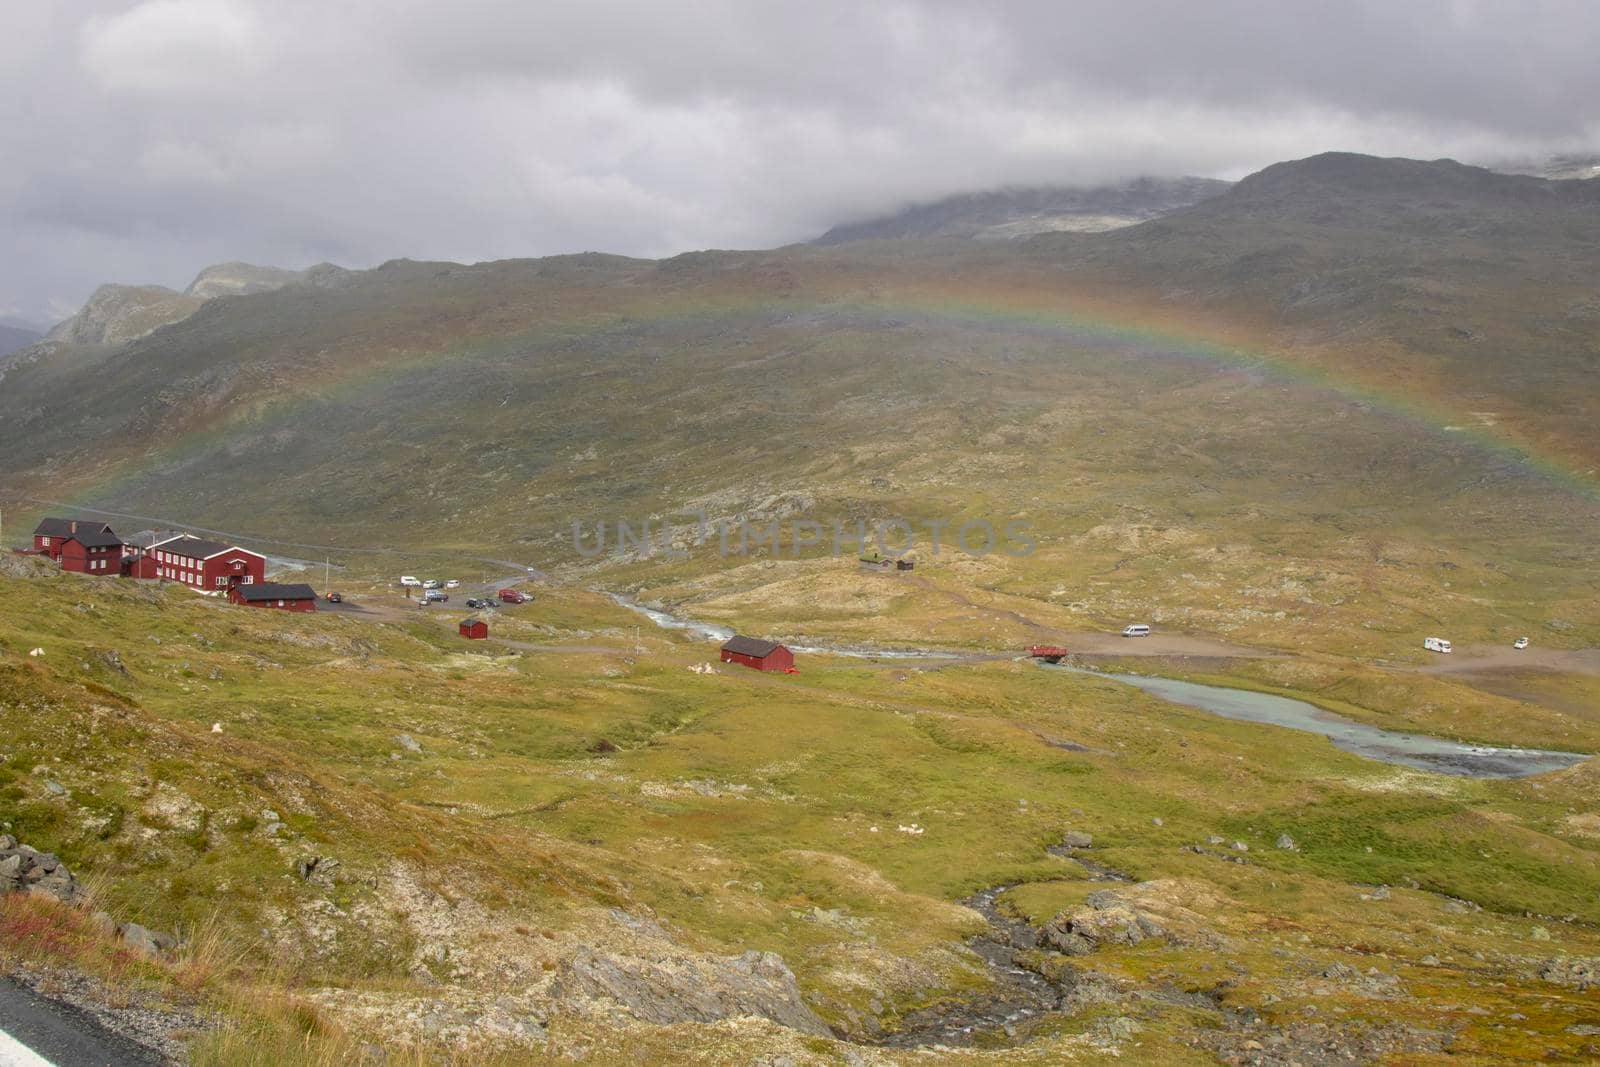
1537, 956, 1598, 991
0, 836, 82, 905
185, 262, 303, 300
45, 284, 204, 346
550, 913, 828, 1035
1040, 880, 1228, 958
1041, 890, 1166, 956
42, 260, 316, 350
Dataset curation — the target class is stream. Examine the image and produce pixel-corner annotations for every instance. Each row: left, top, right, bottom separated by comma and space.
1054, 666, 1588, 779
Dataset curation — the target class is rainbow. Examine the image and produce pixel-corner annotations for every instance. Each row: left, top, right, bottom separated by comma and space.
40, 273, 1600, 521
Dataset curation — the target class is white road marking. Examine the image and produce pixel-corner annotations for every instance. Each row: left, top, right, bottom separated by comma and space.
0, 1027, 55, 1067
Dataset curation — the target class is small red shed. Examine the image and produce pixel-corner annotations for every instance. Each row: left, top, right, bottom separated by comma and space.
719, 635, 795, 673
228, 582, 317, 611
459, 617, 488, 640
58, 529, 124, 575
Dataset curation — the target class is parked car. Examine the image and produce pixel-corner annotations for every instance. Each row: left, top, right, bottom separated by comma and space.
423, 589, 448, 603
399, 575, 420, 587
325, 592, 343, 603
465, 597, 491, 609
498, 588, 531, 604
422, 579, 441, 589
1513, 637, 1529, 650
1121, 624, 1151, 637
445, 579, 460, 589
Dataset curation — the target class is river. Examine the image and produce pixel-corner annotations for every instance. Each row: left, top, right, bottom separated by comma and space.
608, 593, 1588, 780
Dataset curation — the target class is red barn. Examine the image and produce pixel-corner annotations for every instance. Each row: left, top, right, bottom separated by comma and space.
58, 529, 124, 575
719, 635, 795, 673
32, 518, 116, 561
229, 582, 317, 611
459, 617, 488, 640
146, 535, 266, 592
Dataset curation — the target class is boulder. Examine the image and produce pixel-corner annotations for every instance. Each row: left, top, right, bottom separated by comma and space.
1039, 879, 1227, 958
118, 922, 177, 959
1059, 831, 1094, 849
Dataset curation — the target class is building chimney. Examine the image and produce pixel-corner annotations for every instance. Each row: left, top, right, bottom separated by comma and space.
69, 520, 78, 534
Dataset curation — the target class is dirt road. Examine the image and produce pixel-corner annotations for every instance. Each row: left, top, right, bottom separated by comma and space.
1415, 645, 1600, 677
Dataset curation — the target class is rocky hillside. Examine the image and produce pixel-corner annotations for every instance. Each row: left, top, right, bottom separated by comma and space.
39, 261, 316, 349
185, 261, 308, 300
43, 283, 205, 347
0, 155, 1596, 658
813, 176, 1230, 243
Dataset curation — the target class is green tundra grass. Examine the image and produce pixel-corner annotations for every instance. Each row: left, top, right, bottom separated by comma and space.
3, 563, 1599, 1062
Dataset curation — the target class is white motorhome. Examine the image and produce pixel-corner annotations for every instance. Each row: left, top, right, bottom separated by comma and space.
1424, 636, 1452, 654
399, 575, 420, 587
1121, 624, 1152, 638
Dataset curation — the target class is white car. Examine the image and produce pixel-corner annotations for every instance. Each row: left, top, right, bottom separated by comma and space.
445, 579, 460, 589
1513, 637, 1529, 650
1121, 624, 1151, 638
399, 575, 420, 587
422, 579, 440, 589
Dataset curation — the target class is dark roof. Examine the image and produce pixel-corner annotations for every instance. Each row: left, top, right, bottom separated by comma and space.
234, 582, 316, 602
152, 535, 245, 560
721, 634, 784, 658
64, 529, 123, 549
34, 517, 113, 537
461, 616, 485, 627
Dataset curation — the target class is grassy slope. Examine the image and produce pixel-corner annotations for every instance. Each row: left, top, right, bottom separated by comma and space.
3, 567, 1600, 1061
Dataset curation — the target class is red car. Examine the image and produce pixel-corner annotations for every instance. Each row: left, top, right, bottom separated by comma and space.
498, 589, 531, 604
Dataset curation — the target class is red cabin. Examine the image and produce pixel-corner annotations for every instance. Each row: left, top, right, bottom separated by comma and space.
229, 582, 317, 611
58, 530, 124, 575
33, 518, 116, 561
145, 535, 266, 592
459, 617, 488, 640
719, 635, 796, 673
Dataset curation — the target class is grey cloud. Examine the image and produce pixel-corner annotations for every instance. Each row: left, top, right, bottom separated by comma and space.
3, 0, 1597, 323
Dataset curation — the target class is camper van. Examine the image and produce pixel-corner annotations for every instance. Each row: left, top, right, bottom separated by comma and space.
399, 575, 420, 587
1121, 624, 1151, 638
1424, 636, 1453, 654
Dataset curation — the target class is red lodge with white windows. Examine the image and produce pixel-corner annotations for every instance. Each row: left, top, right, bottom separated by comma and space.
144, 535, 266, 592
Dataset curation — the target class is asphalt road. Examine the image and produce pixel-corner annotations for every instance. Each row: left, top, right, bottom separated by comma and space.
0, 979, 164, 1066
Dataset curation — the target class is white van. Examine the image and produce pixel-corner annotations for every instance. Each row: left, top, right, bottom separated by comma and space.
1424, 636, 1452, 654
1121, 624, 1151, 638
399, 575, 420, 587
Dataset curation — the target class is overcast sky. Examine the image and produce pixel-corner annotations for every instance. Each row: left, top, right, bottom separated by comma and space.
4, 0, 1599, 325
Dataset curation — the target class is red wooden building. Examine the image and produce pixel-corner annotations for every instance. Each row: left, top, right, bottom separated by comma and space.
58, 529, 124, 575
229, 582, 317, 611
32, 517, 116, 561
719, 635, 796, 673
459, 617, 488, 640
145, 535, 266, 592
